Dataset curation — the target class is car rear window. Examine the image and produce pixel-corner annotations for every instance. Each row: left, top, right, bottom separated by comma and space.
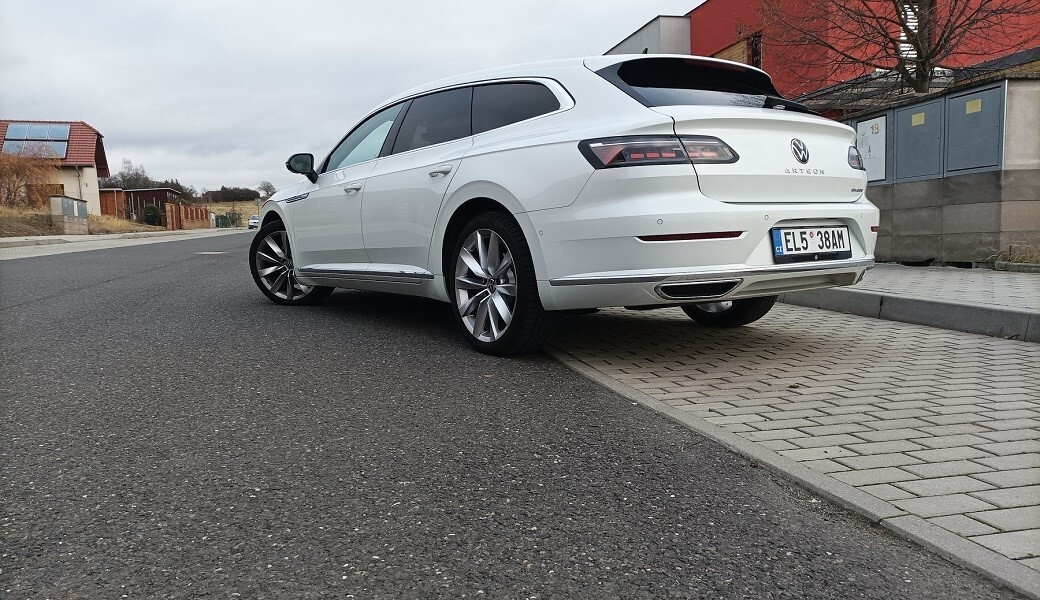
472, 82, 561, 134
597, 57, 811, 113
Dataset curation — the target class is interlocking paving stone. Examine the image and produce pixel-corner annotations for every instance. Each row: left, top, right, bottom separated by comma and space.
866, 418, 934, 430
928, 515, 1000, 537
832, 467, 919, 487
800, 459, 850, 474
759, 439, 799, 452
842, 440, 928, 455
789, 434, 866, 449
750, 418, 819, 431
970, 506, 1040, 532
976, 429, 1040, 443
907, 447, 996, 462
855, 428, 932, 442
797, 423, 872, 436
976, 440, 1040, 456
975, 453, 1040, 470
859, 484, 917, 501
776, 446, 857, 461
917, 434, 992, 449
973, 468, 1040, 488
893, 476, 996, 497
903, 461, 996, 478
834, 453, 923, 470
982, 419, 1040, 431
921, 413, 995, 426
917, 424, 990, 436
970, 485, 1040, 509
970, 530, 1040, 560
742, 429, 808, 442
891, 494, 999, 518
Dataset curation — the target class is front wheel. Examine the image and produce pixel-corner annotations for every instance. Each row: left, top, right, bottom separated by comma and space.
249, 221, 333, 306
449, 212, 557, 356
681, 296, 777, 328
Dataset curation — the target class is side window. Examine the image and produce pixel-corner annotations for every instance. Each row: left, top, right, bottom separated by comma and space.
472, 82, 561, 134
391, 87, 472, 154
324, 102, 404, 172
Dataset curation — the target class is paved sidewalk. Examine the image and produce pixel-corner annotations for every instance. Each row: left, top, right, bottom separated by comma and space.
782, 264, 1040, 342
552, 304, 1040, 596
0, 229, 247, 260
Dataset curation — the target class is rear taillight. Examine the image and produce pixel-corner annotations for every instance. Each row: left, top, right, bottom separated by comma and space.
848, 146, 865, 170
680, 136, 739, 164
578, 135, 738, 169
578, 137, 688, 168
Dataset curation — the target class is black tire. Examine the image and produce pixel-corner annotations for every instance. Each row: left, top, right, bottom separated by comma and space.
249, 221, 334, 306
681, 295, 778, 327
449, 211, 558, 356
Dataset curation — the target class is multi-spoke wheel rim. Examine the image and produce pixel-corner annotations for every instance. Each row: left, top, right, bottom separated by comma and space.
697, 300, 734, 313
254, 230, 313, 301
455, 229, 517, 343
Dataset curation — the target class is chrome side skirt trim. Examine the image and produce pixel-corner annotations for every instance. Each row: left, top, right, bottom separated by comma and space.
298, 266, 434, 284
548, 257, 875, 287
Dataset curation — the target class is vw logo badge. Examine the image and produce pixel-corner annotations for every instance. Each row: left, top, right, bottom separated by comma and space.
791, 138, 809, 164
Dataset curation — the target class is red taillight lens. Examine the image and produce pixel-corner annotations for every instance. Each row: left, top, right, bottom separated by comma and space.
579, 136, 739, 169
579, 137, 689, 168
680, 136, 739, 164
849, 146, 865, 170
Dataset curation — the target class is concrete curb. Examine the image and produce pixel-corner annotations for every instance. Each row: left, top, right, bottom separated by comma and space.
995, 261, 1040, 274
779, 287, 1040, 343
548, 346, 1040, 599
0, 228, 246, 249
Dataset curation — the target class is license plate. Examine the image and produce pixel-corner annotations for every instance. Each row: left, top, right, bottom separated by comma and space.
771, 226, 852, 263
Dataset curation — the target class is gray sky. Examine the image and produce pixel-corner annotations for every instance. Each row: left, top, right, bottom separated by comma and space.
0, 0, 698, 194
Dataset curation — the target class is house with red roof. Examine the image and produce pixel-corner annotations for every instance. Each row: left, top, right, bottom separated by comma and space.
0, 120, 110, 215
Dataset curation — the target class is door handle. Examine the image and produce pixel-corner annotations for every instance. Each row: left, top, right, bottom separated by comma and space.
428, 166, 453, 178
343, 184, 362, 194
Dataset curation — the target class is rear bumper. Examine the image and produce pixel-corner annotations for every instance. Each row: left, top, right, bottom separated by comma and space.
541, 257, 873, 310
525, 164, 879, 310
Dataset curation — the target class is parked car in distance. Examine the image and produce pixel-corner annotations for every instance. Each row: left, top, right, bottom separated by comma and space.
250, 55, 878, 356
247, 215, 260, 229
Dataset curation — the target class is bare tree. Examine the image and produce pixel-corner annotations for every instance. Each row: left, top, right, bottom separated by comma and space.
0, 146, 61, 208
257, 180, 277, 198
762, 0, 1040, 95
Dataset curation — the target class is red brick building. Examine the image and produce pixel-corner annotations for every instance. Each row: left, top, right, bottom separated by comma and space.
610, 1, 1040, 98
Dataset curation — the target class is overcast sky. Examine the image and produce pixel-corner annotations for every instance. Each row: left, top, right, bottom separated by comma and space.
1, 0, 700, 194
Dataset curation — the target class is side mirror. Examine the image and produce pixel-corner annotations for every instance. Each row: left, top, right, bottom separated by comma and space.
286, 153, 318, 183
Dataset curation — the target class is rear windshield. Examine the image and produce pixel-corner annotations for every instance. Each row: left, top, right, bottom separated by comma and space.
597, 57, 811, 114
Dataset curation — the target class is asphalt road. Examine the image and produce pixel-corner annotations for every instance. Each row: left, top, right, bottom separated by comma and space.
0, 232, 1021, 598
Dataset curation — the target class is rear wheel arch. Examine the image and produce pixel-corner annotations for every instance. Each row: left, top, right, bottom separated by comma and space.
441, 198, 513, 293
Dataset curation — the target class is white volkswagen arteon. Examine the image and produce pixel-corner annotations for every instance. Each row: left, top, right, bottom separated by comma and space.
250, 55, 878, 355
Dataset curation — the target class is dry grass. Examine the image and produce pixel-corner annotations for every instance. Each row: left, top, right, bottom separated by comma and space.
88, 214, 166, 235
0, 205, 58, 237
997, 244, 1040, 264
0, 205, 165, 237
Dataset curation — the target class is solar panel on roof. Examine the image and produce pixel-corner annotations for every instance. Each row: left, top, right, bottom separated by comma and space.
3, 122, 72, 141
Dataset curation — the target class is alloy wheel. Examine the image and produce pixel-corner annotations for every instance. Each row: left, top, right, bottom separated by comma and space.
455, 228, 518, 342
254, 229, 313, 301
696, 300, 734, 313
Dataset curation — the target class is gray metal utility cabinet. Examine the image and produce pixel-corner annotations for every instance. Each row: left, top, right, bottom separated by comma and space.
852, 77, 1040, 264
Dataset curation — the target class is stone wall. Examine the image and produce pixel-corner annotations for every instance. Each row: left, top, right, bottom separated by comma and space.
869, 169, 1040, 264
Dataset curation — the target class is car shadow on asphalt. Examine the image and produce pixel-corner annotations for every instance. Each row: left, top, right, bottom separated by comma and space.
312, 290, 807, 360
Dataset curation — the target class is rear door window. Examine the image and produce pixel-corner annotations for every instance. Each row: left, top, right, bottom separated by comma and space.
391, 87, 473, 154
472, 82, 561, 134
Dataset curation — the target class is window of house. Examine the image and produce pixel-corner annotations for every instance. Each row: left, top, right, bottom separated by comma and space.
3, 122, 70, 158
